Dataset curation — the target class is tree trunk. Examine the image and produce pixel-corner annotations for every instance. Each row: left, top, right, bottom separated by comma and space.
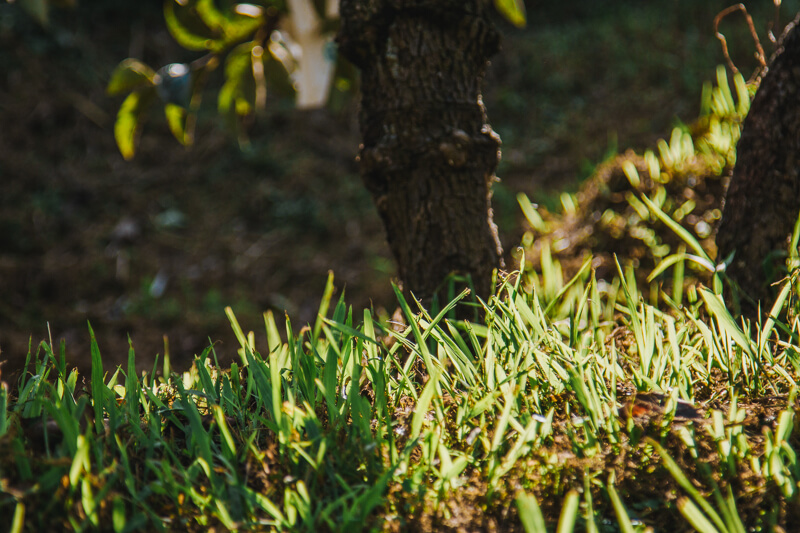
336, 0, 504, 303
716, 13, 800, 313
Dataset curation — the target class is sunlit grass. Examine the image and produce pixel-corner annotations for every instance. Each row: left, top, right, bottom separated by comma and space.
3, 227, 800, 531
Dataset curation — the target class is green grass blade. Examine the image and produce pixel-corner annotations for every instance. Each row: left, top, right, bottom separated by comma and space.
650, 438, 728, 533
411, 369, 440, 440
640, 194, 712, 265
584, 476, 599, 533
69, 434, 91, 488
225, 307, 248, 355
11, 502, 25, 533
556, 489, 580, 533
212, 405, 237, 461
176, 383, 214, 464
313, 271, 336, 342
759, 280, 791, 358
88, 322, 106, 435
700, 288, 754, 359
648, 249, 686, 283
517, 193, 547, 232
677, 497, 721, 533
543, 257, 592, 316
0, 383, 7, 438
606, 480, 634, 533
264, 310, 282, 353
494, 0, 526, 28
516, 491, 546, 533
392, 283, 434, 372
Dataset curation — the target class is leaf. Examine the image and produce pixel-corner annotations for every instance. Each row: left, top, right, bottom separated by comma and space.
114, 88, 156, 160
648, 251, 686, 282
112, 497, 126, 533
196, 0, 232, 34
107, 59, 156, 96
517, 193, 547, 232
515, 491, 546, 533
640, 194, 713, 267
494, 0, 526, 28
164, 103, 192, 145
606, 481, 635, 533
557, 490, 580, 533
649, 438, 728, 532
11, 503, 25, 533
19, 0, 49, 27
677, 498, 721, 533
411, 369, 440, 439
0, 384, 7, 438
89, 322, 106, 435
219, 41, 259, 134
225, 306, 248, 352
699, 288, 754, 359
164, 0, 222, 52
220, 44, 255, 101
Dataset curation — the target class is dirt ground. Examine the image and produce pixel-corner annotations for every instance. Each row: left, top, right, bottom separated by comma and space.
0, 1, 779, 378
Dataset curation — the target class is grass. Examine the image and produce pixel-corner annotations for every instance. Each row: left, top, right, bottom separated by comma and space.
3, 229, 800, 531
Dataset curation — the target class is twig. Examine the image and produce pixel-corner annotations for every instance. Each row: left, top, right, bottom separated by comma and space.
714, 3, 767, 81
768, 0, 782, 44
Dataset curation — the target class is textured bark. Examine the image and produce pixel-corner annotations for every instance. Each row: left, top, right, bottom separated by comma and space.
716, 13, 800, 312
337, 0, 503, 302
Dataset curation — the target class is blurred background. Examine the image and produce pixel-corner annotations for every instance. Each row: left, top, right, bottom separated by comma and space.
0, 0, 795, 376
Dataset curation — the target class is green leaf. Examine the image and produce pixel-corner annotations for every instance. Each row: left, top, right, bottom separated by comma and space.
515, 491, 546, 533
648, 250, 686, 282
650, 438, 728, 532
699, 288, 754, 359
19, 0, 48, 27
759, 280, 791, 356
411, 369, 440, 439
0, 384, 7, 438
114, 88, 156, 160
219, 41, 259, 137
557, 490, 580, 533
112, 497, 126, 533
164, 103, 192, 145
220, 44, 254, 102
89, 322, 106, 435
107, 59, 156, 96
164, 0, 222, 52
69, 434, 90, 487
81, 477, 99, 527
494, 0, 526, 28
195, 0, 231, 34
677, 498, 721, 533
517, 193, 546, 232
640, 194, 712, 267
212, 405, 237, 461
606, 481, 635, 533
11, 502, 25, 533
314, 271, 336, 343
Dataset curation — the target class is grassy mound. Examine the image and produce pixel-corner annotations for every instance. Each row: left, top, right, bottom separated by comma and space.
517, 66, 753, 305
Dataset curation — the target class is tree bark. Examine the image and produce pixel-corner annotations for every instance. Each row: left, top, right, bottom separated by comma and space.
336, 0, 504, 303
716, 13, 800, 313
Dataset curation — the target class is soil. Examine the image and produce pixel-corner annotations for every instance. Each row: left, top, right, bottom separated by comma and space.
0, 1, 777, 379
